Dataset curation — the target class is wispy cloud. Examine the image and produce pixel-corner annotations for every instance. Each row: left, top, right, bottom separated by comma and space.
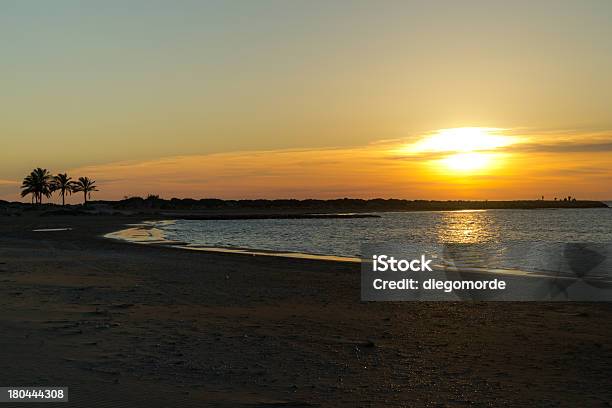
63, 129, 611, 200
67, 145, 417, 200
2, 128, 611, 202
509, 140, 612, 153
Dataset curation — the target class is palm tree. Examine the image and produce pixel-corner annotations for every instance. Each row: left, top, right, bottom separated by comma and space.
20, 174, 36, 204
73, 177, 98, 204
20, 168, 54, 204
53, 173, 76, 206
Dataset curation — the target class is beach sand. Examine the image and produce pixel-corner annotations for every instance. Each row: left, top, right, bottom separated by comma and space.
1, 214, 611, 407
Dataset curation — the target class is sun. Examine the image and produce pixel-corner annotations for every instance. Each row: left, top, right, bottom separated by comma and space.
411, 127, 513, 153
440, 152, 493, 172
401, 127, 516, 174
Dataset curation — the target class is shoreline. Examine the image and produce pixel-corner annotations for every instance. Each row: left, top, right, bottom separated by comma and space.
104, 220, 362, 263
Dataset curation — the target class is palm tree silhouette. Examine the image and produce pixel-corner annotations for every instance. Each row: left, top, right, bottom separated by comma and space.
73, 177, 98, 204
20, 174, 36, 204
53, 173, 76, 206
20, 168, 54, 204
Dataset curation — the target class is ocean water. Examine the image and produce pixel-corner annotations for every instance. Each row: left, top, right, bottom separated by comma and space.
105, 206, 612, 275
153, 207, 612, 259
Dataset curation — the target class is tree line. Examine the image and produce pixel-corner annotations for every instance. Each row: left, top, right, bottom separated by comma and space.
20, 168, 98, 205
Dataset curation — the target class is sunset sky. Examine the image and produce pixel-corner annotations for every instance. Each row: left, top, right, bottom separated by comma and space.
2, 1, 612, 201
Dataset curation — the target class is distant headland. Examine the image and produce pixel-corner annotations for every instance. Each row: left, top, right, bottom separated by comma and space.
5, 167, 609, 218
0, 196, 608, 219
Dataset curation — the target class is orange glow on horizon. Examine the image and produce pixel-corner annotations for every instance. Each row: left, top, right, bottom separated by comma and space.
440, 152, 494, 172
2, 128, 611, 203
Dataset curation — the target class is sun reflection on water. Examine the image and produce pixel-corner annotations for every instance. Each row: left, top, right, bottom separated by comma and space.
437, 211, 501, 243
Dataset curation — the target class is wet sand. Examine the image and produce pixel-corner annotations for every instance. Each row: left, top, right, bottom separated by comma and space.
1, 213, 612, 407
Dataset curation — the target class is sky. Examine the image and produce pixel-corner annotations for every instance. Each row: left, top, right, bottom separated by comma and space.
2, 0, 612, 201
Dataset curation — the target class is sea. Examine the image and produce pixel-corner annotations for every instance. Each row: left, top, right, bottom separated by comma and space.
105, 203, 612, 289
143, 206, 611, 254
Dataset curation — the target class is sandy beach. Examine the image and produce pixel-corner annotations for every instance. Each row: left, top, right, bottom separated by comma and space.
1, 213, 612, 407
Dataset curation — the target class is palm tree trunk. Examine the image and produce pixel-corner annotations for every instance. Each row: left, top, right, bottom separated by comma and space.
84, 191, 87, 204
62, 191, 65, 206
